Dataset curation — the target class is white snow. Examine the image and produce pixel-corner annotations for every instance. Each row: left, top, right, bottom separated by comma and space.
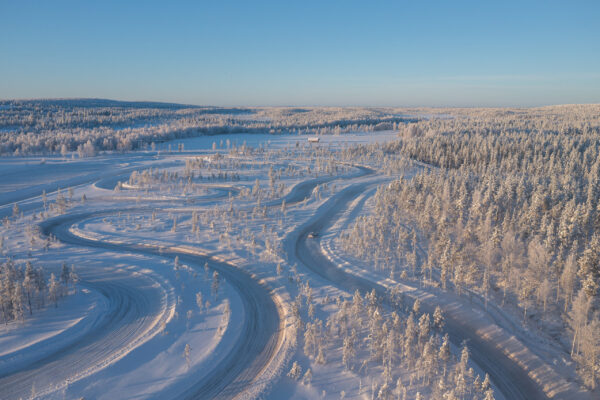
0, 287, 108, 374
0, 127, 590, 399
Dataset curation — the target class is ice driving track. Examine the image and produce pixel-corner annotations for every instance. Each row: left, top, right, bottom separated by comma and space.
0, 162, 553, 399
287, 174, 551, 400
0, 165, 366, 399
0, 219, 174, 399
0, 215, 281, 399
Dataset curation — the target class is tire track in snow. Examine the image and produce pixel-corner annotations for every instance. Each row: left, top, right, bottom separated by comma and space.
0, 239, 175, 399
42, 211, 282, 400
0, 162, 372, 399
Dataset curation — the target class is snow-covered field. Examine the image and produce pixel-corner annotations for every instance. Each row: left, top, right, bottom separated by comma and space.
1, 110, 596, 399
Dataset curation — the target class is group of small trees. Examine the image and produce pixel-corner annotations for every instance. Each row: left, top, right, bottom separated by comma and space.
0, 260, 77, 324
127, 166, 242, 198
291, 282, 494, 399
126, 145, 346, 203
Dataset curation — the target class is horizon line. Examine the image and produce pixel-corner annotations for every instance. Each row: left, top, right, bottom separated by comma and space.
1, 97, 600, 110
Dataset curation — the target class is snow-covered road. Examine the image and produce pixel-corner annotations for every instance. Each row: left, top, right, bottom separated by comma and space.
0, 243, 175, 399
286, 177, 554, 400
26, 211, 284, 400
1, 131, 586, 399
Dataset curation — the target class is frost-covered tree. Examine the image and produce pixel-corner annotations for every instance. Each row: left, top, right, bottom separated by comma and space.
211, 270, 220, 299
433, 306, 444, 331
11, 283, 25, 321
196, 292, 204, 313
183, 343, 192, 369
48, 273, 60, 307
60, 262, 70, 285
287, 361, 302, 380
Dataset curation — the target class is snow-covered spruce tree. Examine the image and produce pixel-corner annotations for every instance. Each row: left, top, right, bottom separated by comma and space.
287, 361, 302, 380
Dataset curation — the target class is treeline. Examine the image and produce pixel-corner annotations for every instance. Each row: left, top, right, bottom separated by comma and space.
341, 107, 600, 390
0, 100, 416, 156
0, 260, 78, 324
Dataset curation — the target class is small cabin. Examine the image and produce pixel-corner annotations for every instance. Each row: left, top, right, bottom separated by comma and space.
307, 137, 320, 143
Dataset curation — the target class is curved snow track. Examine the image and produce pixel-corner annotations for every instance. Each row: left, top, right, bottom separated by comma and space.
0, 162, 373, 399
0, 211, 283, 400
287, 179, 550, 400
2, 157, 556, 399
0, 236, 175, 399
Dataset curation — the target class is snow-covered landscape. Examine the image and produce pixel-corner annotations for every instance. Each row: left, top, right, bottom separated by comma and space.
0, 101, 599, 399
2, 1, 599, 398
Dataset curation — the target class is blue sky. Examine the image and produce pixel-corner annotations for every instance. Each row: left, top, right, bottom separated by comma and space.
1, 0, 599, 107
